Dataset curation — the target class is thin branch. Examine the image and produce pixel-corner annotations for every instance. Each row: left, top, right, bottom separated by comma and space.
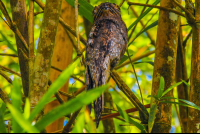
62, 109, 81, 133
0, 88, 11, 104
126, 50, 143, 104
115, 50, 155, 70
55, 92, 64, 104
0, 65, 21, 77
127, 1, 185, 17
59, 91, 74, 98
0, 53, 18, 57
119, 0, 125, 7
75, 0, 81, 56
128, 10, 158, 46
100, 104, 150, 121
183, 30, 192, 48
0, 0, 29, 52
0, 70, 12, 84
51, 65, 85, 84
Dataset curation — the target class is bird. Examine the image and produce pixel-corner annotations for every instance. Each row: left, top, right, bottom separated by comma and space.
85, 2, 127, 128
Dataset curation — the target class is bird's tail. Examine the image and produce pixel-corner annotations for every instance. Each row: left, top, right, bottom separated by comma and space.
94, 94, 103, 128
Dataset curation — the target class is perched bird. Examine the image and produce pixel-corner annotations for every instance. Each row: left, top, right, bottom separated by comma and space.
85, 2, 127, 128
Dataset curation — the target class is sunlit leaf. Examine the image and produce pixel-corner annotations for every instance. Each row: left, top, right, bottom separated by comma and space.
179, 99, 200, 111
0, 103, 7, 133
148, 103, 157, 133
157, 76, 165, 99
34, 84, 109, 131
11, 78, 22, 133
161, 81, 183, 98
23, 98, 30, 119
7, 104, 39, 133
116, 104, 147, 133
65, 0, 94, 23
29, 60, 80, 122
160, 100, 200, 111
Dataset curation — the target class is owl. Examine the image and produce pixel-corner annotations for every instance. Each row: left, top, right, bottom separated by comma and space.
85, 2, 127, 128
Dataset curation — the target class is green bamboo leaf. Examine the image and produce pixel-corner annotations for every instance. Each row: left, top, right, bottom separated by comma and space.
29, 60, 80, 122
23, 98, 30, 119
12, 78, 23, 133
148, 103, 157, 133
116, 104, 147, 133
160, 101, 192, 107
0, 31, 17, 54
65, 0, 94, 23
34, 84, 109, 131
157, 76, 165, 99
161, 81, 183, 98
182, 80, 190, 87
7, 104, 39, 133
134, 61, 154, 66
0, 103, 7, 133
179, 99, 200, 111
161, 98, 200, 111
127, 0, 160, 31
160, 96, 177, 100
147, 95, 159, 100
71, 110, 85, 133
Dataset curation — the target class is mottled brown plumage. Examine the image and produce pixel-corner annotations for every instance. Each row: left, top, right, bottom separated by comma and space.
85, 2, 127, 128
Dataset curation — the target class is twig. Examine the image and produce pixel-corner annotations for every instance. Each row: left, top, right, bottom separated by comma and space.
127, 1, 185, 17
75, 0, 81, 56
0, 0, 29, 52
59, 91, 74, 98
0, 65, 21, 77
62, 109, 81, 133
100, 104, 150, 121
183, 30, 192, 48
0, 53, 18, 57
126, 50, 144, 104
119, 0, 125, 7
115, 50, 155, 70
51, 65, 85, 84
55, 92, 64, 104
0, 70, 12, 84
0, 88, 11, 104
34, 11, 44, 16
128, 10, 158, 46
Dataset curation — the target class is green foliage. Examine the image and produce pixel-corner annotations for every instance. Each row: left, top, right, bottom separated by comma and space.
34, 84, 109, 131
65, 0, 94, 23
148, 103, 157, 133
0, 102, 7, 133
127, 0, 160, 31
116, 104, 147, 133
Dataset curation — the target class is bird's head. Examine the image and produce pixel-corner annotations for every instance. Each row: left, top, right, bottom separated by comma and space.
93, 2, 121, 21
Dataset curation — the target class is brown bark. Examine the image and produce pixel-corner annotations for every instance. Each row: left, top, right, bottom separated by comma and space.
176, 25, 188, 133
30, 0, 62, 106
10, 0, 29, 97
187, 0, 200, 132
151, 0, 180, 132
44, 0, 74, 132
